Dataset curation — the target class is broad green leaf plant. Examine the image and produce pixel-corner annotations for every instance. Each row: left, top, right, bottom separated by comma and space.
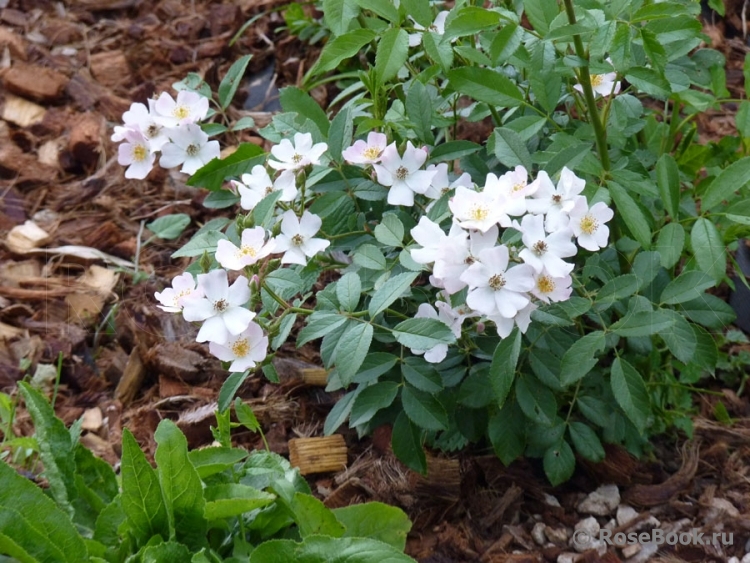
0, 384, 415, 562
110, 0, 745, 486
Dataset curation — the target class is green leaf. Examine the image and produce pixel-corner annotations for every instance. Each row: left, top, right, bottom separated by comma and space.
334, 322, 374, 386
324, 391, 358, 435
249, 535, 417, 563
655, 223, 685, 269
640, 27, 667, 71
333, 502, 412, 550
444, 6, 500, 40
219, 54, 252, 110
187, 143, 265, 191
204, 484, 275, 520
328, 107, 354, 162
323, 0, 359, 36
147, 213, 190, 240
625, 67, 671, 98
405, 81, 434, 145
523, 0, 559, 34
354, 0, 399, 23
608, 181, 652, 249
488, 328, 521, 407
374, 214, 405, 247
232, 116, 256, 131
560, 331, 605, 386
447, 67, 523, 108
203, 189, 240, 209
218, 370, 250, 413
568, 422, 605, 462
427, 140, 481, 164
154, 419, 207, 550
702, 156, 750, 211
400, 0, 432, 26
679, 294, 736, 329
235, 399, 262, 433
596, 274, 640, 308
391, 412, 426, 473
349, 381, 399, 426
392, 318, 455, 349
336, 272, 362, 313
298, 312, 349, 346
141, 541, 192, 563
631, 251, 662, 290
279, 87, 330, 137
422, 31, 454, 72
610, 357, 650, 433
18, 383, 77, 516
490, 127, 532, 171
488, 401, 526, 465
401, 386, 448, 431
368, 272, 418, 318
401, 358, 442, 394
188, 446, 249, 479
121, 428, 170, 545
0, 459, 88, 562
353, 243, 387, 270
691, 218, 726, 282
375, 28, 409, 84
172, 230, 226, 258
75, 444, 118, 506
515, 376, 557, 426
659, 310, 697, 364
656, 154, 680, 218
660, 270, 716, 305
310, 29, 377, 76
543, 439, 575, 486
490, 23, 523, 65
610, 310, 675, 337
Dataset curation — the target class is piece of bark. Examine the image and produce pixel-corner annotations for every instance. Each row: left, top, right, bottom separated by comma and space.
90, 50, 131, 88
1, 94, 46, 127
68, 113, 103, 168
5, 220, 51, 253
0, 9, 27, 27
37, 140, 60, 167
114, 347, 145, 406
3, 63, 68, 103
289, 435, 348, 475
0, 26, 26, 60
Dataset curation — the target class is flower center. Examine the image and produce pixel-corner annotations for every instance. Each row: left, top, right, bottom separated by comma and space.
265, 186, 273, 195
395, 166, 409, 180
186, 144, 200, 156
240, 245, 257, 258
464, 256, 475, 265
132, 144, 148, 162
551, 194, 562, 204
292, 153, 304, 163
173, 105, 190, 120
214, 298, 229, 312
579, 214, 599, 235
470, 205, 489, 222
488, 274, 506, 290
537, 275, 555, 294
590, 74, 603, 87
291, 234, 304, 246
231, 338, 250, 358
532, 240, 548, 255
362, 147, 383, 160
512, 181, 526, 193
145, 124, 161, 138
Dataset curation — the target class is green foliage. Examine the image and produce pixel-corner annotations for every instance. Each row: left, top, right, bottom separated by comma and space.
0, 392, 415, 562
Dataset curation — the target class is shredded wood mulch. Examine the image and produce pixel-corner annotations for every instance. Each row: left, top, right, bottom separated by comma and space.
1, 1, 750, 561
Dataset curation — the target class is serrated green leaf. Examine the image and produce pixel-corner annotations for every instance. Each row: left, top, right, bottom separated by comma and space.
401, 358, 442, 394
336, 272, 362, 313
679, 294, 735, 329
310, 29, 377, 76
702, 157, 750, 212
543, 439, 575, 486
488, 400, 525, 465
625, 66, 671, 98
298, 312, 349, 346
655, 223, 685, 269
401, 386, 449, 431
334, 322, 374, 386
141, 541, 192, 563
219, 54, 252, 110
368, 271, 418, 317
204, 484, 275, 520
568, 422, 605, 462
353, 243, 387, 270
608, 181, 652, 249
203, 189, 240, 209
374, 214, 405, 247
188, 447, 249, 479
333, 502, 412, 550
375, 28, 408, 84
488, 328, 521, 407
324, 391, 358, 435
349, 381, 399, 427
354, 0, 399, 22
659, 310, 697, 364
691, 217, 726, 282
218, 370, 250, 413
328, 107, 354, 162
490, 23, 523, 65
447, 67, 523, 108
656, 154, 680, 218
323, 0, 359, 36
523, 0, 559, 34
596, 274, 639, 308
610, 357, 650, 433
422, 31, 453, 72
187, 143, 265, 191
147, 213, 190, 240
279, 87, 330, 137
444, 6, 500, 40
515, 376, 557, 426
610, 310, 675, 337
392, 318, 455, 350
490, 127, 532, 170
391, 411, 426, 474
405, 80, 434, 145
660, 270, 716, 305
427, 140, 481, 164
249, 534, 416, 563
560, 331, 605, 386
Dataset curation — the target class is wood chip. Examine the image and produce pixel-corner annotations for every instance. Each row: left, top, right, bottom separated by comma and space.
5, 220, 51, 253
80, 265, 119, 296
90, 50, 131, 88
0, 26, 26, 60
114, 347, 145, 406
289, 435, 348, 475
81, 407, 103, 431
2, 94, 46, 127
68, 113, 103, 168
37, 139, 60, 167
3, 63, 68, 103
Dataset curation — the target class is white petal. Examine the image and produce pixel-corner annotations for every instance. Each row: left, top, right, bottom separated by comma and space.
223, 306, 255, 335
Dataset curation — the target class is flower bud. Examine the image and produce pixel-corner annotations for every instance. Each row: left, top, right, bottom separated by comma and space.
476, 321, 485, 334
199, 250, 212, 273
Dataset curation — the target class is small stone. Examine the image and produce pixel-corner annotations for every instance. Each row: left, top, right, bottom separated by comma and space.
741, 554, 750, 563
557, 553, 580, 563
532, 522, 547, 546
629, 542, 658, 563
705, 498, 740, 523
578, 484, 620, 516
604, 518, 616, 530
622, 543, 641, 558
617, 505, 639, 527
572, 517, 601, 553
545, 526, 569, 544
727, 557, 740, 563
544, 493, 562, 507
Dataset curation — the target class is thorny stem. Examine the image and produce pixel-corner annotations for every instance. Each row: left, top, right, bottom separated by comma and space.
562, 0, 611, 173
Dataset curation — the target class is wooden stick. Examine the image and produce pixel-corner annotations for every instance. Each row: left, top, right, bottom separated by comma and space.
289, 435, 347, 475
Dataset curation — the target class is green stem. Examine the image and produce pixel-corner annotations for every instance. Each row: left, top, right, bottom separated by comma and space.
562, 0, 610, 172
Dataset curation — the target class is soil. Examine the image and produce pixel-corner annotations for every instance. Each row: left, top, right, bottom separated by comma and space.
1, 1, 750, 562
